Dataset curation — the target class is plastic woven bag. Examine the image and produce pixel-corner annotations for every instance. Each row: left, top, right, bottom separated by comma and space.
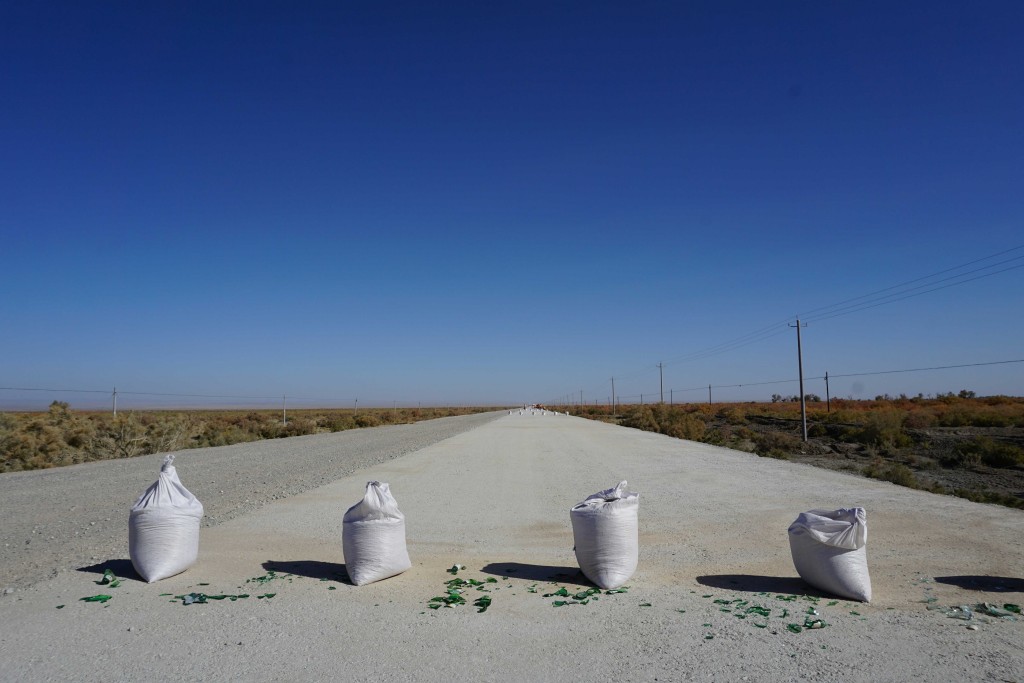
570, 481, 639, 589
788, 507, 872, 602
342, 481, 412, 586
129, 454, 204, 582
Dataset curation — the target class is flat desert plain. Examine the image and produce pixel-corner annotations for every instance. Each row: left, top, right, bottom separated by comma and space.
1, 412, 1021, 682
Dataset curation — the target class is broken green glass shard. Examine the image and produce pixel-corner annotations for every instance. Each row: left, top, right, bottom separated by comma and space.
97, 569, 121, 588
486, 578, 498, 583
544, 587, 570, 598
474, 596, 492, 613
552, 600, 568, 607
1004, 604, 1021, 614
639, 603, 652, 607
56, 605, 64, 609
81, 595, 112, 603
786, 623, 802, 633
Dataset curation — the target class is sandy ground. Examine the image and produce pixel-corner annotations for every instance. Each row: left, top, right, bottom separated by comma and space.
1, 413, 1021, 682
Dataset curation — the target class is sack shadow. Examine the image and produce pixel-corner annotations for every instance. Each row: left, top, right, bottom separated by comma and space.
262, 560, 351, 584
696, 574, 832, 598
480, 562, 591, 586
933, 575, 1024, 593
76, 559, 142, 582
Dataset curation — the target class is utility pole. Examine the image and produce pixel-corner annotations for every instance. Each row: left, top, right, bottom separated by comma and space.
790, 318, 808, 442
670, 388, 673, 406
611, 377, 616, 417
353, 398, 358, 416
112, 386, 117, 416
580, 389, 583, 407
825, 371, 831, 413
708, 384, 712, 406
282, 395, 287, 425
658, 362, 664, 403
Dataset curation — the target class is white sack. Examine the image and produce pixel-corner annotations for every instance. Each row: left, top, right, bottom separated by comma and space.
129, 454, 204, 583
570, 480, 639, 589
788, 507, 871, 602
342, 481, 411, 586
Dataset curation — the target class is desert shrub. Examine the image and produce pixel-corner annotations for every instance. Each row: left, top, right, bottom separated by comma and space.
734, 426, 756, 440
952, 488, 1024, 509
702, 426, 730, 445
92, 413, 148, 459
863, 460, 919, 488
143, 415, 190, 453
807, 423, 828, 438
753, 431, 802, 457
283, 418, 317, 437
854, 409, 911, 449
194, 424, 256, 448
661, 412, 706, 441
952, 437, 1023, 469
355, 413, 382, 428
717, 406, 747, 425
257, 420, 284, 439
325, 414, 356, 432
621, 406, 658, 433
903, 410, 937, 429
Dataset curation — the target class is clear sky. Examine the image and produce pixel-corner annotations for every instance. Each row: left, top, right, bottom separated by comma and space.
2, 1, 1022, 410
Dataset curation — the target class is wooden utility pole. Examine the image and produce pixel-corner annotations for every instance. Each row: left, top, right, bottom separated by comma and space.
658, 362, 664, 403
825, 371, 831, 413
790, 318, 808, 442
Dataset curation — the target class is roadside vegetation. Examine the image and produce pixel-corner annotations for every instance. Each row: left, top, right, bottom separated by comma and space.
565, 393, 1024, 510
0, 403, 494, 473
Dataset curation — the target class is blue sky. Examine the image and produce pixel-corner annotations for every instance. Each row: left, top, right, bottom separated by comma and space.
2, 1, 1022, 409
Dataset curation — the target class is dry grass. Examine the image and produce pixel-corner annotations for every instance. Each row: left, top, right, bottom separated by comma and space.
0, 402, 495, 472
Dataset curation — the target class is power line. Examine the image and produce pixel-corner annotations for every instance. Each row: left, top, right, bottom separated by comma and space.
821, 358, 1024, 380
565, 243, 1024, 402
799, 245, 1024, 320
803, 261, 1024, 323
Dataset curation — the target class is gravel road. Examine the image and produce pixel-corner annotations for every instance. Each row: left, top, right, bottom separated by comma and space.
1, 412, 1021, 682
0, 411, 502, 590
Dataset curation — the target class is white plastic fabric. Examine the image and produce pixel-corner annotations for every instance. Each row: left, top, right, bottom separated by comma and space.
570, 480, 639, 589
128, 454, 204, 583
342, 481, 412, 586
788, 507, 872, 602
